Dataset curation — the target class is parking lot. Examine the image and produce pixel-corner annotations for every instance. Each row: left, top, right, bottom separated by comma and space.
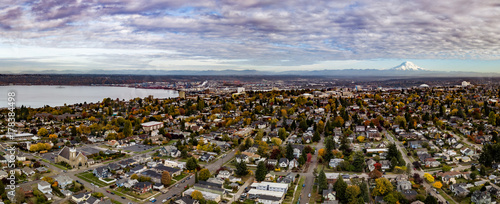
122, 144, 154, 152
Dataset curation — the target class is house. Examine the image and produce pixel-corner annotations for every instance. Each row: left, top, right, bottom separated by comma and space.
55, 175, 73, 189
20, 183, 34, 197
132, 182, 153, 193
471, 190, 491, 204
217, 170, 231, 180
0, 170, 8, 179
424, 158, 440, 168
200, 153, 215, 162
289, 159, 299, 169
292, 145, 304, 158
397, 181, 412, 192
141, 170, 162, 183
366, 159, 376, 172
329, 159, 344, 168
38, 180, 52, 194
253, 182, 289, 192
279, 158, 289, 168
153, 183, 164, 190
160, 146, 178, 157
175, 196, 200, 204
93, 166, 109, 178
380, 160, 391, 170
322, 189, 336, 201
450, 183, 469, 197
235, 154, 249, 163
107, 140, 119, 147
130, 165, 146, 174
154, 165, 182, 177
72, 192, 91, 203
22, 167, 35, 176
267, 159, 278, 167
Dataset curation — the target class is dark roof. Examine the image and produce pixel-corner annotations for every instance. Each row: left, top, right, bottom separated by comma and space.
177, 196, 197, 204
155, 165, 181, 173
73, 192, 87, 199
142, 170, 162, 178
133, 181, 152, 189
259, 195, 281, 201
198, 180, 223, 188
58, 147, 71, 160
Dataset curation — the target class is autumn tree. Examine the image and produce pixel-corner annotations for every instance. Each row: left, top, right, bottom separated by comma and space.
38, 128, 49, 137
191, 190, 204, 200
345, 185, 361, 203
424, 173, 434, 183
372, 177, 393, 196
433, 181, 442, 189
49, 134, 58, 139
199, 169, 210, 181
131, 174, 139, 180
162, 171, 172, 186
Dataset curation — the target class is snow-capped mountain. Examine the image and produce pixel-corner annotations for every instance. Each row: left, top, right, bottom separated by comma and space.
388, 61, 428, 71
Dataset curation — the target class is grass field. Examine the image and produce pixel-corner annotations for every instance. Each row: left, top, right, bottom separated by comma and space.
173, 173, 189, 181
292, 177, 305, 204
76, 172, 109, 187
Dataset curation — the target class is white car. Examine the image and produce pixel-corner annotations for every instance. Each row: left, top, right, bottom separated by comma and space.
162, 199, 167, 203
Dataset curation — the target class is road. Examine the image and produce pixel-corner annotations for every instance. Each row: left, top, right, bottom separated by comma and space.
153, 149, 237, 203
386, 130, 451, 204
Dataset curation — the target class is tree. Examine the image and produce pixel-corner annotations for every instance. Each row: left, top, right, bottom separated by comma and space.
424, 173, 434, 183
38, 128, 49, 137
318, 169, 328, 192
187, 158, 198, 171
433, 181, 442, 189
345, 185, 361, 202
199, 169, 210, 181
334, 175, 348, 203
442, 165, 452, 172
49, 134, 58, 139
256, 161, 267, 182
372, 177, 393, 196
162, 171, 171, 186
123, 120, 132, 137
360, 181, 370, 202
352, 151, 365, 172
286, 143, 294, 160
236, 161, 248, 176
191, 190, 204, 200
131, 174, 139, 180
369, 169, 383, 179
313, 130, 321, 142
15, 188, 25, 204
424, 195, 438, 204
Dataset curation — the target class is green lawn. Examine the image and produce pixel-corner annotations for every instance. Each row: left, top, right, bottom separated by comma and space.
114, 187, 157, 200
52, 162, 69, 170
292, 177, 305, 204
173, 173, 189, 181
138, 146, 161, 154
76, 172, 109, 187
437, 188, 456, 204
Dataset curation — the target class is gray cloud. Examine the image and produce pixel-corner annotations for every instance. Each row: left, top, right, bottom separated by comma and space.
0, 0, 500, 70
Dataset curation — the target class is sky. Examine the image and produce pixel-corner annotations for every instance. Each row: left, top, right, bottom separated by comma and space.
1, 0, 500, 73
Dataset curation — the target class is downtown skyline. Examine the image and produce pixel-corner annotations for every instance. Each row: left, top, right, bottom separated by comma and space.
0, 0, 500, 73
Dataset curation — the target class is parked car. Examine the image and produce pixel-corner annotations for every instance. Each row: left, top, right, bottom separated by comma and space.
162, 199, 167, 203
308, 193, 311, 198
121, 197, 126, 199
150, 198, 156, 203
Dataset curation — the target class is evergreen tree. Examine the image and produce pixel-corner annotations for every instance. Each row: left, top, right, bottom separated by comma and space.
318, 169, 328, 192
334, 175, 348, 203
256, 162, 267, 182
313, 130, 321, 142
236, 161, 248, 176
424, 195, 438, 204
286, 143, 294, 160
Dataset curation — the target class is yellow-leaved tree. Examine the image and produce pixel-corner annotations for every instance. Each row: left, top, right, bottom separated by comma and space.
433, 181, 442, 189
424, 173, 434, 183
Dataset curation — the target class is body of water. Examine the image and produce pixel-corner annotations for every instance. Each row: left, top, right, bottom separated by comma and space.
0, 85, 178, 108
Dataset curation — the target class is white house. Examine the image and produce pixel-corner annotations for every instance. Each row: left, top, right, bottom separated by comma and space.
38, 181, 52, 194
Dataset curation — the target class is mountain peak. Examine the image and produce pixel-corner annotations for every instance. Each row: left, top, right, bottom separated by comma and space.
388, 61, 428, 71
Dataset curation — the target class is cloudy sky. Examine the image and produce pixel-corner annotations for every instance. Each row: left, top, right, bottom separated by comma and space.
1, 0, 500, 73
